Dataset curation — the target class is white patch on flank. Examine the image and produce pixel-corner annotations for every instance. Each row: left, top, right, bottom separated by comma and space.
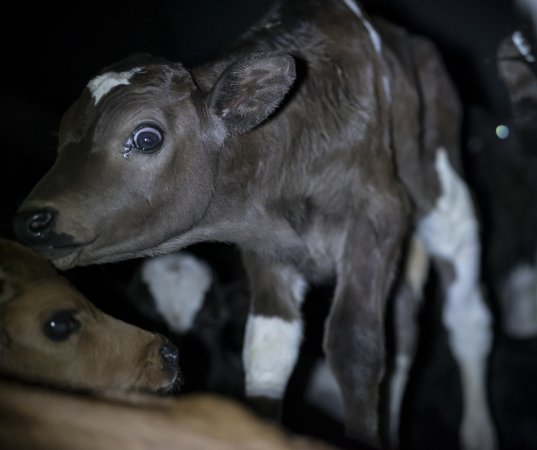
512, 30, 536, 63
305, 360, 344, 421
342, 0, 382, 54
243, 315, 302, 398
500, 263, 537, 338
87, 67, 143, 104
418, 148, 497, 450
141, 253, 213, 334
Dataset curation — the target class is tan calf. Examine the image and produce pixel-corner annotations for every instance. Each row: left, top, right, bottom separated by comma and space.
0, 376, 336, 450
0, 238, 179, 392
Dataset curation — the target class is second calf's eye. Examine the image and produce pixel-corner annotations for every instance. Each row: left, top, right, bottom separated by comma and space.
43, 310, 81, 342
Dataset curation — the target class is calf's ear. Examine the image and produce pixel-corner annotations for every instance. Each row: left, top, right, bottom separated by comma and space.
0, 239, 58, 304
207, 52, 296, 135
0, 271, 19, 305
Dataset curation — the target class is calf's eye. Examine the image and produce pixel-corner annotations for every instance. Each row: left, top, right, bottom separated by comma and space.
133, 125, 163, 153
43, 310, 81, 342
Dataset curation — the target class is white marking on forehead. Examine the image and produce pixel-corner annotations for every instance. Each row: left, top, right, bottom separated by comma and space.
342, 0, 382, 54
87, 67, 143, 104
141, 252, 213, 333
512, 30, 536, 63
243, 315, 302, 398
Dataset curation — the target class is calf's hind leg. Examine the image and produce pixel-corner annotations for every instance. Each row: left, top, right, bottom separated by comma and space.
324, 207, 408, 448
419, 148, 497, 450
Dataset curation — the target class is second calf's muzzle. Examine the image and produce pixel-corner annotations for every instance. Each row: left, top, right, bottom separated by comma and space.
160, 340, 179, 370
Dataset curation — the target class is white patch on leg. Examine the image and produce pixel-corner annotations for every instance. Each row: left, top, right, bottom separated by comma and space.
141, 253, 213, 333
419, 148, 497, 450
243, 315, 302, 399
500, 263, 537, 338
87, 67, 143, 104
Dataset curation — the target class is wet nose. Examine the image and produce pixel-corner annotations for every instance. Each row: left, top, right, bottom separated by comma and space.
160, 340, 179, 368
14, 209, 56, 244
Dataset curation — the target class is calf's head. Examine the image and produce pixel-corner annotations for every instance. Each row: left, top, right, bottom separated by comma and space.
497, 28, 537, 129
0, 238, 179, 392
14, 52, 295, 269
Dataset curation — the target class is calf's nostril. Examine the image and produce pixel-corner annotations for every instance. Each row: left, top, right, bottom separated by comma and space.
160, 341, 179, 367
28, 210, 54, 234
13, 208, 56, 244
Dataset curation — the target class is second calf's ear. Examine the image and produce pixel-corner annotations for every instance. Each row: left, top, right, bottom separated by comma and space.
207, 52, 296, 136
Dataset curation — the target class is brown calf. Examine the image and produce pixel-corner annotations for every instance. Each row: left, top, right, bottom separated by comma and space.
0, 377, 336, 450
0, 238, 179, 392
14, 0, 495, 447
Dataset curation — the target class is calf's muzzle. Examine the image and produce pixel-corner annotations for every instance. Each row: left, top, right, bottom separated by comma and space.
13, 208, 78, 259
160, 340, 179, 370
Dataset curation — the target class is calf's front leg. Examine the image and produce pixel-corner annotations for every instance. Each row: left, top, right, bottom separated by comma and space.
324, 209, 407, 448
241, 251, 307, 418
